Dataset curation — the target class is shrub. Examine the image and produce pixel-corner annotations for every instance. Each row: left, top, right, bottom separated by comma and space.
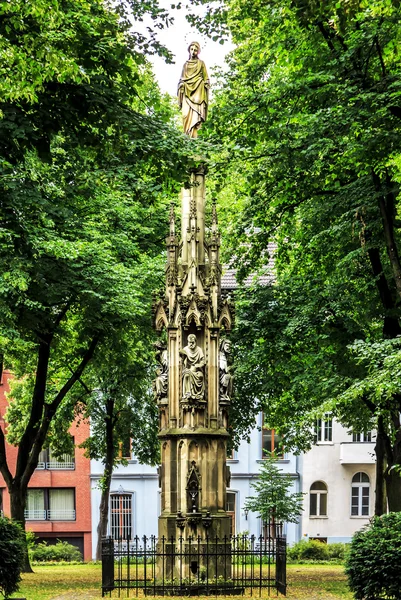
327, 542, 348, 560
30, 540, 82, 563
288, 539, 330, 561
0, 516, 25, 599
345, 512, 401, 600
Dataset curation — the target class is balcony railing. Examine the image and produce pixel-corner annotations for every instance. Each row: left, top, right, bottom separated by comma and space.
35, 454, 75, 470
46, 460, 75, 470
24, 509, 47, 520
25, 509, 76, 521
47, 509, 76, 521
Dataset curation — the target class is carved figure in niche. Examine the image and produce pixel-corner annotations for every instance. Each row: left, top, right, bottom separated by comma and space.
180, 334, 205, 401
187, 460, 201, 513
219, 338, 234, 402
153, 340, 168, 402
177, 41, 209, 138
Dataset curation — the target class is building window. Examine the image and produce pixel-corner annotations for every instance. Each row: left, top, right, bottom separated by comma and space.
351, 472, 370, 516
314, 415, 332, 443
119, 437, 131, 460
227, 448, 235, 460
226, 492, 236, 535
25, 488, 75, 521
309, 481, 328, 517
37, 447, 75, 470
110, 494, 132, 540
262, 415, 283, 458
0, 488, 3, 517
352, 432, 372, 442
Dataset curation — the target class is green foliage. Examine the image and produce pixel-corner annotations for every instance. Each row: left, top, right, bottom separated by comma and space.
327, 543, 348, 561
345, 512, 401, 600
81, 328, 160, 469
245, 453, 304, 524
198, 0, 401, 506
0, 517, 25, 599
25, 530, 37, 553
0, 0, 201, 528
288, 539, 331, 562
30, 540, 82, 563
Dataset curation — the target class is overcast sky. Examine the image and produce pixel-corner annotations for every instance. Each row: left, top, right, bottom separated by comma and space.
141, 2, 233, 96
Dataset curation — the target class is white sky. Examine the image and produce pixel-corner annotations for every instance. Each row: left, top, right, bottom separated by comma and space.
140, 2, 233, 96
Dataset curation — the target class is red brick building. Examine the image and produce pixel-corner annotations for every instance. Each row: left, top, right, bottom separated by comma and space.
0, 371, 92, 560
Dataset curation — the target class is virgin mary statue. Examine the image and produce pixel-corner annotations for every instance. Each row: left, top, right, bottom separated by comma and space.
178, 41, 209, 138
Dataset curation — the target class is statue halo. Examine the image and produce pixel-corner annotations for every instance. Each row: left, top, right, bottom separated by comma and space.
184, 32, 208, 53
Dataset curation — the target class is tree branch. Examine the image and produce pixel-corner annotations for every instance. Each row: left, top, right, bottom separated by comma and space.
21, 335, 100, 488
0, 424, 13, 487
372, 171, 401, 301
375, 35, 386, 78
316, 21, 337, 55
15, 337, 52, 481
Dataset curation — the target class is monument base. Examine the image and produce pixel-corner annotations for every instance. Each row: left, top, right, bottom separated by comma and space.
157, 514, 232, 581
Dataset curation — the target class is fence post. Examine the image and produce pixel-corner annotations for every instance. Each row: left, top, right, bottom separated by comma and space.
102, 536, 115, 597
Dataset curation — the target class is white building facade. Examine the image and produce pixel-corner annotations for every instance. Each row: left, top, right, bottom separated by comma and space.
299, 416, 376, 543
90, 414, 376, 557
90, 413, 301, 558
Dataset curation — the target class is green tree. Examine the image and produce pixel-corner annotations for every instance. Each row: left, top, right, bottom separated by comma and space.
245, 453, 304, 534
0, 0, 196, 567
195, 0, 401, 512
81, 331, 159, 560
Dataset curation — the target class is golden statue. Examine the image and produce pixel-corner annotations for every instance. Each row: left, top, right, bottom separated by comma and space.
178, 41, 209, 138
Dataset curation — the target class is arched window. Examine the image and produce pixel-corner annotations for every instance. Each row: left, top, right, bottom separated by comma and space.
310, 481, 328, 517
351, 472, 370, 516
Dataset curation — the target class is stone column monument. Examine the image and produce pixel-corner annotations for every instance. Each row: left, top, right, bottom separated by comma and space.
152, 42, 234, 580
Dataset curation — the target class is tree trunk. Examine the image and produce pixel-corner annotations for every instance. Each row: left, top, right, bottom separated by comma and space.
95, 398, 115, 561
10, 482, 33, 573
384, 416, 401, 512
374, 418, 387, 516
95, 468, 113, 561
385, 468, 401, 512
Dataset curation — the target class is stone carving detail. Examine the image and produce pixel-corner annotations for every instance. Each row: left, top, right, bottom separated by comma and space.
153, 340, 168, 404
187, 460, 201, 513
226, 465, 231, 488
219, 338, 233, 403
180, 334, 205, 402
176, 511, 186, 529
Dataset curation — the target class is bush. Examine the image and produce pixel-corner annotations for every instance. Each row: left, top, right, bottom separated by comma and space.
0, 516, 25, 599
345, 512, 401, 600
30, 540, 82, 563
327, 542, 348, 560
288, 539, 330, 561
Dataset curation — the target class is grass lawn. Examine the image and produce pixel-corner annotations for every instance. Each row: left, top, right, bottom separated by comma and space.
12, 562, 353, 600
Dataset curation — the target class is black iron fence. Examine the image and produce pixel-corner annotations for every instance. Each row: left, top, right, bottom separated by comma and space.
102, 533, 286, 597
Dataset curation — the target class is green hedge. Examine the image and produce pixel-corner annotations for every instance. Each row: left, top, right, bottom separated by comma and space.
0, 516, 25, 599
345, 512, 401, 600
288, 539, 348, 562
30, 540, 82, 563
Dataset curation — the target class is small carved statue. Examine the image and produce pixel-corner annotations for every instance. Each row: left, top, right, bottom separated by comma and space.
177, 41, 209, 138
219, 338, 234, 402
153, 340, 168, 402
187, 460, 201, 513
180, 334, 205, 401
